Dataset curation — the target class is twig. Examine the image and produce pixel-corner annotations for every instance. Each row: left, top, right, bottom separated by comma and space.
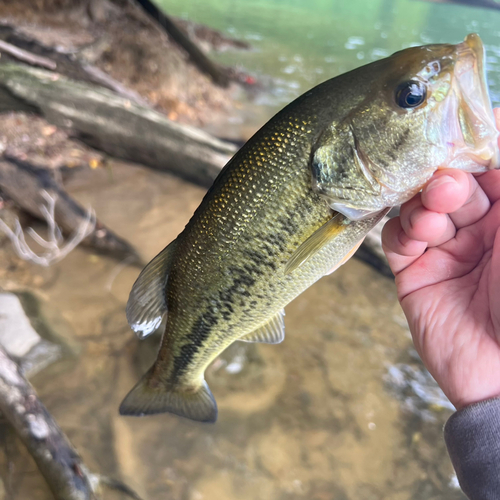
99, 476, 145, 500
105, 255, 139, 292
81, 64, 151, 107
0, 190, 96, 267
0, 39, 57, 70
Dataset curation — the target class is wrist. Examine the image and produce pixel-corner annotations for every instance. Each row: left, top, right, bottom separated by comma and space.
452, 390, 500, 411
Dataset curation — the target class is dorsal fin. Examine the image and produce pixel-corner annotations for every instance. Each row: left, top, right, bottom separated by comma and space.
126, 240, 177, 339
284, 214, 347, 275
239, 309, 285, 344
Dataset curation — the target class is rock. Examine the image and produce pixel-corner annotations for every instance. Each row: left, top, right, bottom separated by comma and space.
0, 291, 78, 377
0, 292, 41, 357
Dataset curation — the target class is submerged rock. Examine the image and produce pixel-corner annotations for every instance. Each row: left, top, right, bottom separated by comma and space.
384, 362, 455, 420
0, 292, 40, 357
0, 290, 78, 377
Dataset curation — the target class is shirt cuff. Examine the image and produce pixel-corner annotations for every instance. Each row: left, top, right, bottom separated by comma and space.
444, 397, 500, 500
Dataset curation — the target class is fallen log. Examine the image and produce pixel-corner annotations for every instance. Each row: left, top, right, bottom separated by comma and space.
0, 155, 142, 262
0, 63, 236, 187
0, 344, 96, 500
0, 344, 144, 500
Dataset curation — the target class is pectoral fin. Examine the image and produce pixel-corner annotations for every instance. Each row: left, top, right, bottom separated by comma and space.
285, 214, 347, 275
126, 240, 177, 339
239, 309, 285, 344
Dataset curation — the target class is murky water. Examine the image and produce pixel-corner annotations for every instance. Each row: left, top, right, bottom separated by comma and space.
1, 160, 465, 499
159, 0, 500, 137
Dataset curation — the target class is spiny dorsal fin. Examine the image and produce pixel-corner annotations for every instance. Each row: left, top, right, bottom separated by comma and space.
285, 214, 346, 275
239, 309, 285, 344
126, 240, 177, 339
119, 367, 217, 422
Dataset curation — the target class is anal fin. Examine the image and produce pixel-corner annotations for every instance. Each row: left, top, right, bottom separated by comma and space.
126, 240, 177, 339
239, 309, 285, 344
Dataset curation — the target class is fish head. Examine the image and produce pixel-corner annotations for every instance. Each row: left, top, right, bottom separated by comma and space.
311, 33, 500, 220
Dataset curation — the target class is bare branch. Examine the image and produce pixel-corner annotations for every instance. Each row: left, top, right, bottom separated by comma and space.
0, 39, 57, 70
0, 190, 96, 266
81, 64, 151, 107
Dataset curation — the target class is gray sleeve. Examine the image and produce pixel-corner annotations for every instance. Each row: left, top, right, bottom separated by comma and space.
444, 398, 500, 499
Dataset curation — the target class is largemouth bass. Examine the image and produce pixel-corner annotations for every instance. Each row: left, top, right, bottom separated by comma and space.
120, 34, 500, 422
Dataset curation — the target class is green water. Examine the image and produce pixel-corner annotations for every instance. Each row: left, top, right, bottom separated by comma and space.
157, 0, 500, 114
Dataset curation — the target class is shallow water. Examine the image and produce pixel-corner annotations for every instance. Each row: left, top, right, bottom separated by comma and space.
1, 161, 465, 499
3, 0, 493, 497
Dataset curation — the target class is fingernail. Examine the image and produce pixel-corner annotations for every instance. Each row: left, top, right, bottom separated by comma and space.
427, 175, 457, 192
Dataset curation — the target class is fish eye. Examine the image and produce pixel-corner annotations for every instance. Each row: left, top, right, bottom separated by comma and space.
395, 81, 427, 109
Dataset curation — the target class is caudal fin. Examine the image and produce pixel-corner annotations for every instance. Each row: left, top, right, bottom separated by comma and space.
119, 368, 218, 423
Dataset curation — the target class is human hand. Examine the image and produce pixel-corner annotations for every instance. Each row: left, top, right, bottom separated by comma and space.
381, 109, 500, 410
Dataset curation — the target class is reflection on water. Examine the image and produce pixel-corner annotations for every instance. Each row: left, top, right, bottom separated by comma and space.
385, 363, 455, 421
157, 0, 500, 135
1, 161, 465, 499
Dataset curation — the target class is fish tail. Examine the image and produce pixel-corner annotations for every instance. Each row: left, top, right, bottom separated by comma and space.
119, 367, 218, 422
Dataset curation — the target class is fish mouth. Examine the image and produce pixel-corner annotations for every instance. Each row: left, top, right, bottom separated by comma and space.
445, 34, 500, 170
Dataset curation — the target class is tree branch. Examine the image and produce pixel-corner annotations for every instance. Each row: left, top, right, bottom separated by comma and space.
0, 39, 57, 70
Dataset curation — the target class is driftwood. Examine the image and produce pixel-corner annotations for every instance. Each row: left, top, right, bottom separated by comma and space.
0, 345, 144, 500
0, 345, 97, 500
0, 63, 236, 187
0, 29, 388, 275
130, 0, 231, 87
0, 155, 141, 262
